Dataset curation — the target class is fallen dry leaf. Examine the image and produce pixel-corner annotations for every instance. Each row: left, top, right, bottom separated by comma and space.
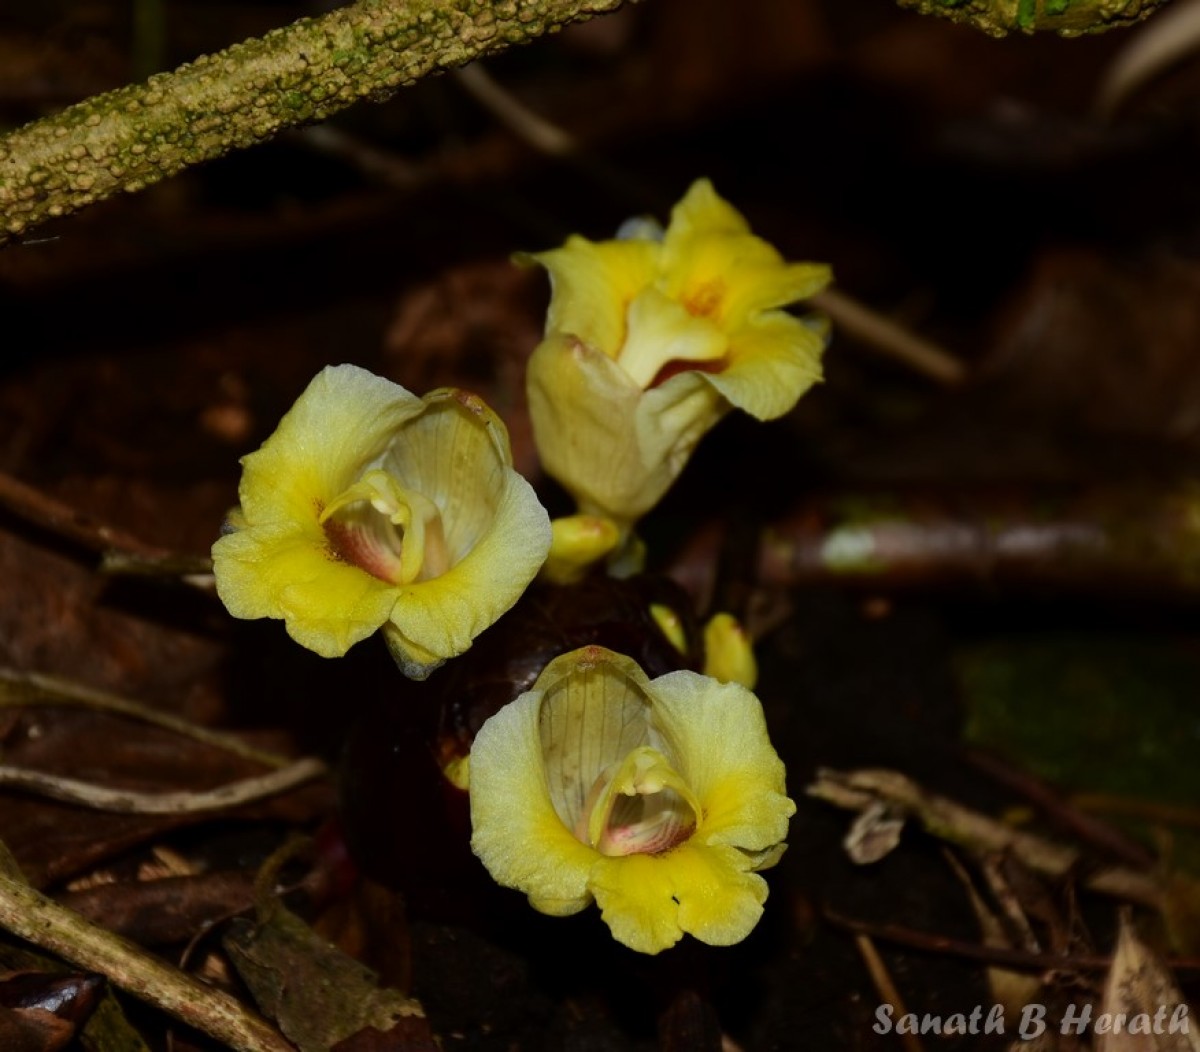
1095, 911, 1200, 1052
224, 884, 433, 1052
0, 971, 103, 1052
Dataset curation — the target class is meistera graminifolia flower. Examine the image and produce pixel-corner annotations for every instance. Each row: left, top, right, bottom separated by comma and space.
468, 645, 795, 954
211, 364, 551, 679
524, 178, 831, 528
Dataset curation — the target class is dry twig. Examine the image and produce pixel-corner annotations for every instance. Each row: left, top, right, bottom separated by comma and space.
854, 933, 926, 1052
0, 668, 290, 769
809, 767, 1164, 909
0, 757, 327, 814
0, 845, 294, 1052
825, 908, 1200, 976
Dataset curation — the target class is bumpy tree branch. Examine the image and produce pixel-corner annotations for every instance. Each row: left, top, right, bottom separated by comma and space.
0, 0, 625, 245
896, 0, 1168, 37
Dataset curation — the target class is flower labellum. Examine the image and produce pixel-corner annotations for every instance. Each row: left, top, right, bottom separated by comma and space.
469, 645, 795, 954
211, 364, 552, 679
524, 178, 831, 530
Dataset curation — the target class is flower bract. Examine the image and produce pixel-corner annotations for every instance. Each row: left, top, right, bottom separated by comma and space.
469, 645, 795, 954
525, 178, 831, 528
211, 364, 551, 678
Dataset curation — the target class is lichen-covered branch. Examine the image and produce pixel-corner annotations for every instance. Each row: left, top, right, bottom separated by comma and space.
0, 0, 625, 245
897, 0, 1169, 37
0, 861, 294, 1052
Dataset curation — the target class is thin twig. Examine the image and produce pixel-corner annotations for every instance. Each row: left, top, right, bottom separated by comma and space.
809, 767, 1164, 909
0, 865, 295, 1052
99, 550, 214, 584
0, 757, 327, 814
455, 63, 576, 157
293, 125, 428, 190
1070, 792, 1200, 832
0, 668, 290, 769
854, 933, 926, 1052
811, 288, 967, 387
826, 908, 1200, 976
964, 748, 1157, 870
0, 470, 210, 584
0, 469, 169, 559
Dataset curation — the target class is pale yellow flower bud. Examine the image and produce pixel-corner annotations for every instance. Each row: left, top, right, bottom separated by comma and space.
702, 612, 758, 689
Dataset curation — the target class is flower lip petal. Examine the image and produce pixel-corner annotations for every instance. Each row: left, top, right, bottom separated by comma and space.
584, 746, 700, 857
617, 287, 727, 390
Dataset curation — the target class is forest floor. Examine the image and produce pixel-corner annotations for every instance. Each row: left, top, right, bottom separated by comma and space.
1, 1, 1200, 1049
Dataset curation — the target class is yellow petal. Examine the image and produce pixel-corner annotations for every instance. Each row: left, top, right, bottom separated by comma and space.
585, 746, 700, 857
236, 364, 424, 525
382, 458, 551, 676
667, 843, 769, 947
526, 237, 660, 359
589, 842, 768, 954
320, 470, 445, 585
704, 312, 826, 421
542, 514, 622, 585
649, 603, 689, 656
665, 178, 753, 241
380, 390, 508, 565
529, 334, 725, 524
534, 647, 658, 836
212, 522, 396, 658
660, 178, 831, 330
616, 287, 727, 389
710, 255, 831, 331
469, 686, 598, 916
702, 612, 758, 689
587, 852, 683, 954
648, 671, 795, 855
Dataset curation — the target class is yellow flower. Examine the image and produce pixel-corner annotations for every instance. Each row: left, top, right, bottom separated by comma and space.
525, 178, 831, 528
211, 364, 552, 679
469, 645, 795, 954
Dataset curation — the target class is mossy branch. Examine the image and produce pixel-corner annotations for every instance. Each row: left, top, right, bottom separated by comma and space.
896, 0, 1169, 37
0, 0, 626, 246
0, 851, 293, 1052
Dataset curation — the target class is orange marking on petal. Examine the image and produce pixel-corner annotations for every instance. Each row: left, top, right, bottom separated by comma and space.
682, 280, 725, 319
